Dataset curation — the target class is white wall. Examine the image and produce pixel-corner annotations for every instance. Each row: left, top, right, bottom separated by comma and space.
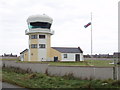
38, 34, 47, 61
20, 54, 24, 61
38, 49, 47, 61
61, 53, 75, 61
80, 53, 84, 61
61, 53, 84, 61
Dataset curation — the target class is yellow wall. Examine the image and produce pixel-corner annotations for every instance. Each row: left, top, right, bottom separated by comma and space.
50, 48, 62, 61
29, 33, 38, 45
30, 49, 38, 61
29, 33, 38, 61
27, 33, 53, 61
30, 39, 38, 44
23, 51, 28, 61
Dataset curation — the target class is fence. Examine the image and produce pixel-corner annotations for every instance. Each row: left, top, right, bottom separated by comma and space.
2, 60, 116, 80
84, 58, 114, 61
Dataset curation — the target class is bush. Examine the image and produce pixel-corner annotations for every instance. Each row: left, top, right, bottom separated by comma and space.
111, 80, 120, 86
2, 66, 32, 74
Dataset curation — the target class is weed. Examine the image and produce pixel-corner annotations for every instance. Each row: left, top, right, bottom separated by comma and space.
28, 73, 37, 79
102, 78, 115, 84
45, 68, 49, 76
2, 67, 120, 88
84, 77, 89, 80
111, 80, 120, 86
89, 76, 94, 81
63, 73, 75, 80
2, 66, 32, 74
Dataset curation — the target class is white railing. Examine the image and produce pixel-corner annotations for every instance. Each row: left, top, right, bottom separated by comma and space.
25, 29, 54, 35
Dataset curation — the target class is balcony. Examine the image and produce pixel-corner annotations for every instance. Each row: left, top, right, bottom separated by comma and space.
25, 29, 54, 35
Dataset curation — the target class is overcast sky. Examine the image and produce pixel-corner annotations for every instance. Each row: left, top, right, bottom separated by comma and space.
0, 0, 119, 55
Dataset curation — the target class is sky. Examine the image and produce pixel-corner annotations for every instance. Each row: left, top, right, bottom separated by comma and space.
0, 0, 119, 55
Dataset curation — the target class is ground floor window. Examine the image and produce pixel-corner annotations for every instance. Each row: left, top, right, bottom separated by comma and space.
63, 54, 67, 58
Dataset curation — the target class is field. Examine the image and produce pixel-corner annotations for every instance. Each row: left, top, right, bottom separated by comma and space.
1, 56, 115, 67
18, 60, 114, 67
2, 67, 120, 89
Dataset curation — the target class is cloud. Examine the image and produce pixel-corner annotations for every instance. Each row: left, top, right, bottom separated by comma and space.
0, 0, 119, 55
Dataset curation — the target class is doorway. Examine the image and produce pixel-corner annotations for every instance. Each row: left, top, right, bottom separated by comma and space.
75, 54, 80, 61
54, 56, 58, 62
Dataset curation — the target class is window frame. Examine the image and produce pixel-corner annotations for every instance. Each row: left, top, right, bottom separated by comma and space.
29, 22, 51, 29
31, 35, 37, 39
39, 35, 46, 39
63, 54, 68, 58
39, 44, 46, 48
31, 44, 37, 48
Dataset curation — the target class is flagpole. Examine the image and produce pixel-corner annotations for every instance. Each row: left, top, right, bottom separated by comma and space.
91, 12, 93, 57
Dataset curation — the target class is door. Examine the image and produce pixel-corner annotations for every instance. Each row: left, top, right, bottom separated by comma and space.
75, 54, 80, 61
54, 56, 58, 62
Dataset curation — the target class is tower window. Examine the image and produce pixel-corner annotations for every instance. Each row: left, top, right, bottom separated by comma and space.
64, 54, 67, 58
31, 35, 37, 39
39, 44, 46, 48
29, 22, 51, 29
39, 35, 45, 39
31, 44, 37, 48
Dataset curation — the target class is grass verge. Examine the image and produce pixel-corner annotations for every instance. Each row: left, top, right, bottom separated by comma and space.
86, 60, 114, 66
17, 60, 114, 67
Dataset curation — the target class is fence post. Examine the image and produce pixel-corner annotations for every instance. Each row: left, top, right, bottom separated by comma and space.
113, 66, 117, 80
113, 52, 120, 80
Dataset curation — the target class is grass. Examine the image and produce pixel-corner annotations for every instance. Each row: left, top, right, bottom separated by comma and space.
2, 67, 120, 89
18, 61, 89, 66
86, 60, 114, 67
1, 57, 115, 67
18, 60, 114, 67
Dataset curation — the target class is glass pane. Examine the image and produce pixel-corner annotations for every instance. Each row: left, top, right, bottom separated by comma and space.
29, 22, 51, 29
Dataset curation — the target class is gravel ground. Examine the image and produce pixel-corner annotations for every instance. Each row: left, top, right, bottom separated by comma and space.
2, 81, 28, 90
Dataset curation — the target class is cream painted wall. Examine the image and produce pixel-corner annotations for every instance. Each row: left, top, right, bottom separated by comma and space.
50, 48, 61, 61
37, 33, 51, 61
24, 51, 28, 61
29, 33, 38, 61
38, 49, 47, 61
30, 49, 38, 61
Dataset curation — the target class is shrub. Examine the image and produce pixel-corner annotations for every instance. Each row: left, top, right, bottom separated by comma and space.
63, 73, 75, 80
2, 66, 32, 74
45, 68, 49, 76
111, 80, 120, 86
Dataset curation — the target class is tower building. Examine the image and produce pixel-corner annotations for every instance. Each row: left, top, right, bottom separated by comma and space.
20, 14, 84, 62
23, 14, 54, 61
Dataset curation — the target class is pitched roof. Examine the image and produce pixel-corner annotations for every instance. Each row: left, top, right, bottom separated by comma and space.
20, 49, 28, 54
52, 47, 83, 53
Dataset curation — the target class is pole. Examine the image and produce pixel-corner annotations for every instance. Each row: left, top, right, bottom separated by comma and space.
91, 12, 93, 57
90, 12, 93, 66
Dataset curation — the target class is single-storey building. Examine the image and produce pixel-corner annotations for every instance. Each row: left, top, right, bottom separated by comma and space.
50, 47, 84, 61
